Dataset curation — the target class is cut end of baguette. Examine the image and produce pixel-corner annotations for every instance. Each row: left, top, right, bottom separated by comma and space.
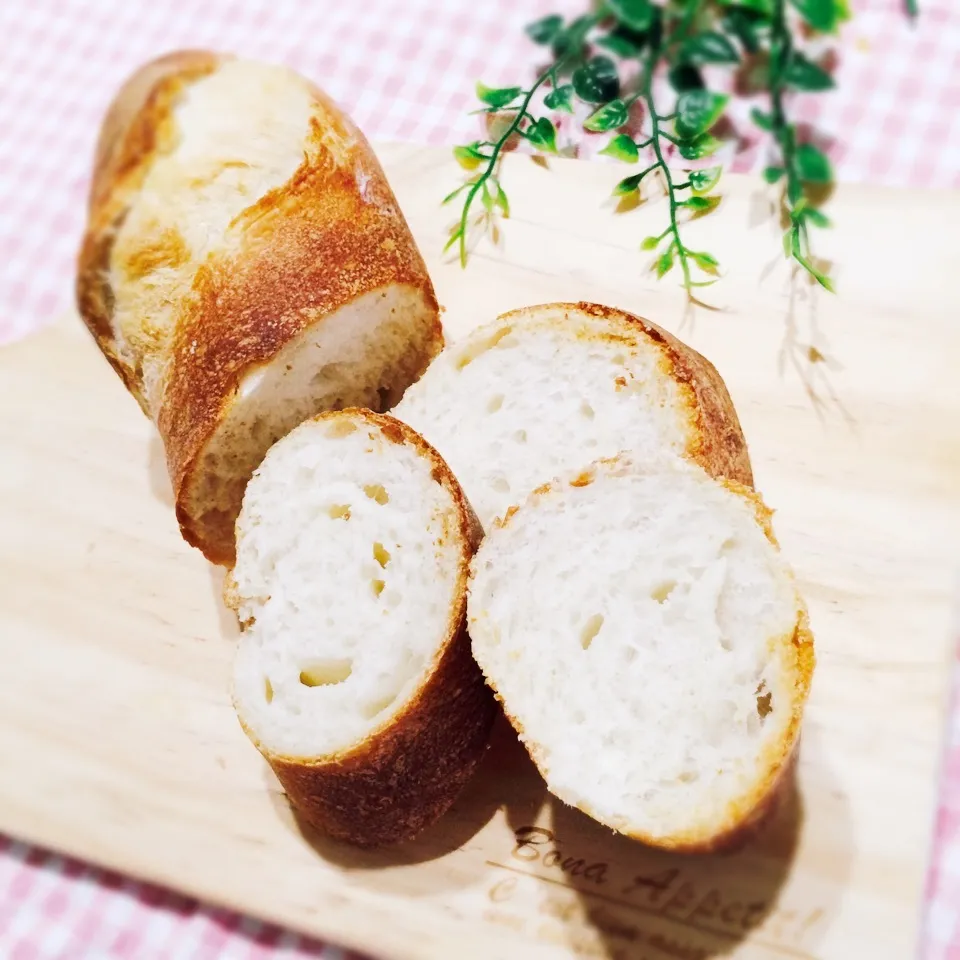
80, 54, 442, 567
229, 409, 494, 846
395, 301, 752, 532
468, 456, 813, 851
181, 284, 439, 564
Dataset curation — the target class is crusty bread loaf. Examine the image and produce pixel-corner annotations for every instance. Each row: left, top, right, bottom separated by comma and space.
77, 52, 441, 565
468, 456, 814, 852
227, 409, 495, 846
394, 301, 752, 531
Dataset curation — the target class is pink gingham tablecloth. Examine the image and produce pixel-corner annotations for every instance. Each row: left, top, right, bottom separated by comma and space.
1, 1, 958, 957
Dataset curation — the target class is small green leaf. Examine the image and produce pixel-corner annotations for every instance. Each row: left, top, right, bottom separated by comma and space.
600, 133, 639, 163
476, 82, 522, 110
584, 99, 628, 133
441, 182, 471, 205
613, 166, 654, 195
803, 206, 831, 228
572, 55, 620, 104
525, 117, 558, 153
718, 0, 773, 14
551, 14, 592, 61
782, 230, 792, 258
763, 165, 785, 184
677, 132, 721, 161
596, 28, 645, 58
811, 268, 835, 292
750, 107, 773, 131
443, 227, 463, 254
675, 90, 729, 140
691, 250, 720, 275
795, 143, 832, 183
606, 0, 653, 31
640, 235, 661, 250
544, 84, 575, 113
689, 166, 721, 194
453, 143, 486, 170
684, 196, 712, 211
784, 53, 835, 91
656, 247, 676, 277
480, 182, 494, 213
681, 31, 740, 65
722, 10, 761, 53
789, 0, 839, 32
525, 14, 564, 45
834, 0, 853, 23
668, 64, 704, 92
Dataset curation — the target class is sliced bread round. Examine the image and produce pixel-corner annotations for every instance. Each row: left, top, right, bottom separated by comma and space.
394, 301, 752, 531
467, 456, 814, 852
228, 409, 495, 847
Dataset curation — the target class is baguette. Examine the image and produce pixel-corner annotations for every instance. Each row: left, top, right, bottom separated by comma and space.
77, 52, 441, 564
468, 455, 814, 852
394, 301, 752, 531
228, 409, 495, 846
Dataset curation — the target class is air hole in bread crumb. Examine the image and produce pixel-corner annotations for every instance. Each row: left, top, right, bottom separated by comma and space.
514, 429, 527, 444
363, 695, 396, 719
580, 613, 604, 650
651, 580, 677, 603
299, 659, 353, 687
372, 579, 386, 597
678, 770, 699, 784
263, 678, 274, 704
488, 394, 504, 413
756, 682, 773, 720
328, 504, 351, 520
373, 542, 391, 568
492, 477, 510, 493
363, 483, 389, 504
580, 401, 595, 420
612, 353, 626, 365
325, 418, 357, 438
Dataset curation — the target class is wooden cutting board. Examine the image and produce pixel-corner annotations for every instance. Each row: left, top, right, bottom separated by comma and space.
1, 143, 958, 960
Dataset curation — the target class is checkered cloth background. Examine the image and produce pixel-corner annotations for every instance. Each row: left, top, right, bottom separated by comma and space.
1, 0, 958, 956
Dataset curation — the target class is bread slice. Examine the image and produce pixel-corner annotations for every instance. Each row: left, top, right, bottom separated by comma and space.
227, 409, 495, 847
468, 456, 814, 852
77, 52, 441, 564
394, 301, 752, 532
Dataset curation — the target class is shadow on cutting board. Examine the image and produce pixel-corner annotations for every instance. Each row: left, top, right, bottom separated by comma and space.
503, 723, 853, 960
277, 712, 548, 896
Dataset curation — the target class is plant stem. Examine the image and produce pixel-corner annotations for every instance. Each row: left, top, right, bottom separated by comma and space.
769, 0, 800, 208
457, 71, 553, 265
769, 0, 826, 285
640, 56, 691, 291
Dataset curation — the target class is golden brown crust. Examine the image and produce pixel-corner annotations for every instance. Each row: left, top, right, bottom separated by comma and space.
76, 51, 222, 412
230, 410, 494, 847
161, 127, 441, 559
500, 302, 754, 488
475, 456, 814, 854
75, 53, 442, 564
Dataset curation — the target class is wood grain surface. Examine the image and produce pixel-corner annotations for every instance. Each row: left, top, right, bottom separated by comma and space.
0, 143, 958, 960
